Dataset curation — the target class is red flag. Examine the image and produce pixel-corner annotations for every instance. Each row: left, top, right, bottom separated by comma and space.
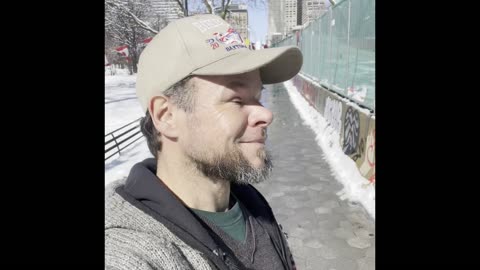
143, 37, 153, 44
115, 45, 129, 57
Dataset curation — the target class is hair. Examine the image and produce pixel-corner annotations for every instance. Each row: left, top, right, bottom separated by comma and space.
140, 76, 195, 159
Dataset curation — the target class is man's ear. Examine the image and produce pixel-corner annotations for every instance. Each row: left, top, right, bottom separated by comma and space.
148, 96, 180, 139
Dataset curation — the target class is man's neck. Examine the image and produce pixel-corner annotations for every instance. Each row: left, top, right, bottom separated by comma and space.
156, 155, 231, 213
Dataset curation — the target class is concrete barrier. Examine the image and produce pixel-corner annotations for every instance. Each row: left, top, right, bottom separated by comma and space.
291, 73, 375, 185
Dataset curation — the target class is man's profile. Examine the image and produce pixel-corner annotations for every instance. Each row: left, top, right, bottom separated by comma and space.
105, 14, 303, 270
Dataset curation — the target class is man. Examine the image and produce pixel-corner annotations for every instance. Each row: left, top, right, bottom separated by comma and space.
105, 14, 302, 270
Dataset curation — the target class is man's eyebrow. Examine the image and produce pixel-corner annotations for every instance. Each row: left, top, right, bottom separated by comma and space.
226, 81, 266, 92
226, 80, 247, 89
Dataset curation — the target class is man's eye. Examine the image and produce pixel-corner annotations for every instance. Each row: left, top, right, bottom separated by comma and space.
233, 100, 243, 105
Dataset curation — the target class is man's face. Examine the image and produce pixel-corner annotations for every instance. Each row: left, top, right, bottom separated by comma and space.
177, 70, 274, 184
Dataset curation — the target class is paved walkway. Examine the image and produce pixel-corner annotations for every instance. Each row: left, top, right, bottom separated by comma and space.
254, 84, 375, 270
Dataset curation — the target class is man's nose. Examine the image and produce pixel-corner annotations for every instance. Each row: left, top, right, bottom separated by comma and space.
249, 104, 274, 128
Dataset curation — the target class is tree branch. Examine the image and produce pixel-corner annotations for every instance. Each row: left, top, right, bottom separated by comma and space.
174, 0, 185, 12
203, 0, 214, 14
106, 0, 158, 34
222, 0, 231, 19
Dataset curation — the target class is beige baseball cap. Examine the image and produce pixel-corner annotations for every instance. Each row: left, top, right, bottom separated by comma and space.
136, 14, 303, 112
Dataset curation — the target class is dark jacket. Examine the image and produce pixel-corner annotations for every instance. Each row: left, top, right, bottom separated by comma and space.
115, 158, 295, 270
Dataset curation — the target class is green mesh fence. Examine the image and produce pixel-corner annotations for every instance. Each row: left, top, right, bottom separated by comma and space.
274, 0, 375, 111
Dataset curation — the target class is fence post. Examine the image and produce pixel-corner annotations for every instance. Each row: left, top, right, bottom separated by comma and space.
105, 118, 143, 161
112, 133, 121, 154
345, 0, 352, 96
328, 7, 334, 88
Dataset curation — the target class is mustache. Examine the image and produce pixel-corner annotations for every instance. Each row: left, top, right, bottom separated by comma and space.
238, 128, 268, 143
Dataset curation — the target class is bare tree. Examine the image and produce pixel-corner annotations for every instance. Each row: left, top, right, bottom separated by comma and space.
105, 0, 267, 73
150, 14, 170, 33
106, 1, 266, 36
105, 0, 156, 74
106, 0, 159, 34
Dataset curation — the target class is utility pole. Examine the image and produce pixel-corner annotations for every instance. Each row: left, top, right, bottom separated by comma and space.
184, 0, 189, 16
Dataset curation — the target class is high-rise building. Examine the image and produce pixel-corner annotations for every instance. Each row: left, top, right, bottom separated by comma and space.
268, 0, 284, 45
149, 0, 184, 22
297, 0, 303, 26
301, 0, 328, 25
268, 0, 299, 45
284, 0, 298, 33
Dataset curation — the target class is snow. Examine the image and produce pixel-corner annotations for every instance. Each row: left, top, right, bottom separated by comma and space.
105, 71, 152, 186
104, 70, 375, 219
283, 79, 375, 219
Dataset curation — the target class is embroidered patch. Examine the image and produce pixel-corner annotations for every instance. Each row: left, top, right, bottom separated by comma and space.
206, 38, 220, 50
205, 28, 247, 51
213, 28, 243, 45
225, 44, 247, 51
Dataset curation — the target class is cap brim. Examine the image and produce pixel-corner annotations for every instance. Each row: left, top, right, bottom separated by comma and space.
191, 46, 303, 84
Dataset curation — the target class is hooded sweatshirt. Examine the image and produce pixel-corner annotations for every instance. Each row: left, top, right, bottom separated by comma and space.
105, 158, 295, 270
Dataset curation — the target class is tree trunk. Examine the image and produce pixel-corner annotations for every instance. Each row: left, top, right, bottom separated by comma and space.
132, 58, 138, 73
131, 45, 139, 74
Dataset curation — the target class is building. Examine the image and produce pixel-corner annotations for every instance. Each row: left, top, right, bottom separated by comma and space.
301, 0, 328, 25
267, 0, 329, 45
267, 0, 284, 44
268, 0, 298, 45
215, 4, 249, 40
284, 0, 298, 33
149, 0, 184, 23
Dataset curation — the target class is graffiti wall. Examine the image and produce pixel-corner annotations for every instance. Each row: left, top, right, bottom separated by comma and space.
324, 94, 343, 136
291, 74, 375, 185
358, 118, 375, 184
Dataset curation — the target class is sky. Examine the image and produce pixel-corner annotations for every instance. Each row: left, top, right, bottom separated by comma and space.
247, 3, 268, 44
104, 67, 375, 219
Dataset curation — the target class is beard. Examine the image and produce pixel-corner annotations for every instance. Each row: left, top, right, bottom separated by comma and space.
187, 144, 273, 185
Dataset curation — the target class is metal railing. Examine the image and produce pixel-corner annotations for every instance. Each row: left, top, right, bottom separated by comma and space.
105, 117, 143, 161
